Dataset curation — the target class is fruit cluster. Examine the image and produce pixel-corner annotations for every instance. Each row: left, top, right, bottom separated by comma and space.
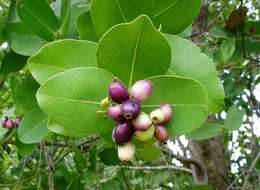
102, 79, 173, 161
1, 117, 21, 129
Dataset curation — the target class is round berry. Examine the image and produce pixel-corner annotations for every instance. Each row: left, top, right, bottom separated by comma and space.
135, 125, 155, 142
109, 79, 129, 103
118, 142, 135, 161
154, 125, 168, 144
150, 109, 164, 124
159, 104, 173, 124
107, 104, 123, 122
3, 118, 14, 129
132, 112, 152, 131
121, 99, 140, 120
130, 80, 153, 102
112, 123, 133, 145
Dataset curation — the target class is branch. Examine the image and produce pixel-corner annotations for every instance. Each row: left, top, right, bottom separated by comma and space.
120, 165, 192, 174
242, 151, 260, 190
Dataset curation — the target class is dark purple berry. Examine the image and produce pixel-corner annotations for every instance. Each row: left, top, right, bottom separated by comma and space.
109, 79, 129, 103
130, 80, 153, 102
112, 123, 134, 145
107, 105, 123, 122
154, 125, 168, 144
121, 99, 141, 120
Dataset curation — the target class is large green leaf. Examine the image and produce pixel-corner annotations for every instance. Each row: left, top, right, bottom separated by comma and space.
76, 11, 98, 42
136, 141, 160, 161
91, 0, 202, 37
224, 106, 245, 131
0, 51, 27, 74
15, 79, 40, 113
143, 76, 208, 135
152, 0, 202, 34
37, 67, 115, 137
17, 0, 59, 41
165, 35, 224, 113
28, 39, 97, 84
216, 38, 236, 65
18, 109, 49, 144
97, 15, 171, 87
187, 123, 223, 140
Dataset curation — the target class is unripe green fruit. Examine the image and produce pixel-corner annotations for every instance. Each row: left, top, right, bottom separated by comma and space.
118, 142, 135, 161
135, 125, 155, 142
150, 109, 164, 124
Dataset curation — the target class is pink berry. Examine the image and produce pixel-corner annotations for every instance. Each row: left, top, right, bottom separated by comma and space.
107, 105, 123, 122
132, 112, 152, 131
154, 125, 168, 144
130, 80, 153, 102
159, 104, 173, 124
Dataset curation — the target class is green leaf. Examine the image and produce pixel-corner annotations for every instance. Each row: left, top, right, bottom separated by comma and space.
143, 76, 208, 135
0, 127, 8, 138
97, 15, 171, 87
59, 0, 71, 37
187, 123, 223, 140
0, 51, 27, 74
37, 67, 115, 137
28, 39, 97, 84
71, 142, 87, 172
210, 26, 233, 39
165, 35, 224, 113
152, 0, 202, 34
17, 0, 59, 41
91, 0, 202, 37
76, 11, 98, 42
99, 147, 120, 165
18, 109, 49, 144
15, 79, 40, 113
136, 141, 160, 161
224, 106, 245, 131
216, 38, 236, 65
15, 136, 36, 156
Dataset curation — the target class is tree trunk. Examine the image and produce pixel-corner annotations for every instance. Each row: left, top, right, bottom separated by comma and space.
189, 5, 231, 189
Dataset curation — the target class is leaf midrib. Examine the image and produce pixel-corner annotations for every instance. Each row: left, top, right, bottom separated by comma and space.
128, 18, 144, 88
21, 2, 57, 37
39, 94, 100, 105
142, 104, 207, 108
153, 0, 180, 18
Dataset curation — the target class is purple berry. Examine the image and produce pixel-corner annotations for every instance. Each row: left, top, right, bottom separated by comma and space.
109, 79, 129, 103
107, 105, 123, 122
2, 118, 14, 129
154, 125, 168, 144
159, 104, 173, 124
121, 99, 141, 120
14, 117, 21, 128
132, 112, 152, 131
112, 123, 134, 145
130, 80, 153, 102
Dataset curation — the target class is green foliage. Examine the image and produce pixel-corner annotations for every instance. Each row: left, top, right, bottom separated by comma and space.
97, 15, 171, 87
28, 39, 97, 84
37, 68, 115, 137
17, 0, 59, 41
18, 109, 49, 143
0, 0, 259, 189
76, 11, 97, 41
165, 34, 225, 113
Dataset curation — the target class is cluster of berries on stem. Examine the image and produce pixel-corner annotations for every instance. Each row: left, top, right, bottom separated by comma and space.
1, 117, 21, 129
101, 79, 173, 161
